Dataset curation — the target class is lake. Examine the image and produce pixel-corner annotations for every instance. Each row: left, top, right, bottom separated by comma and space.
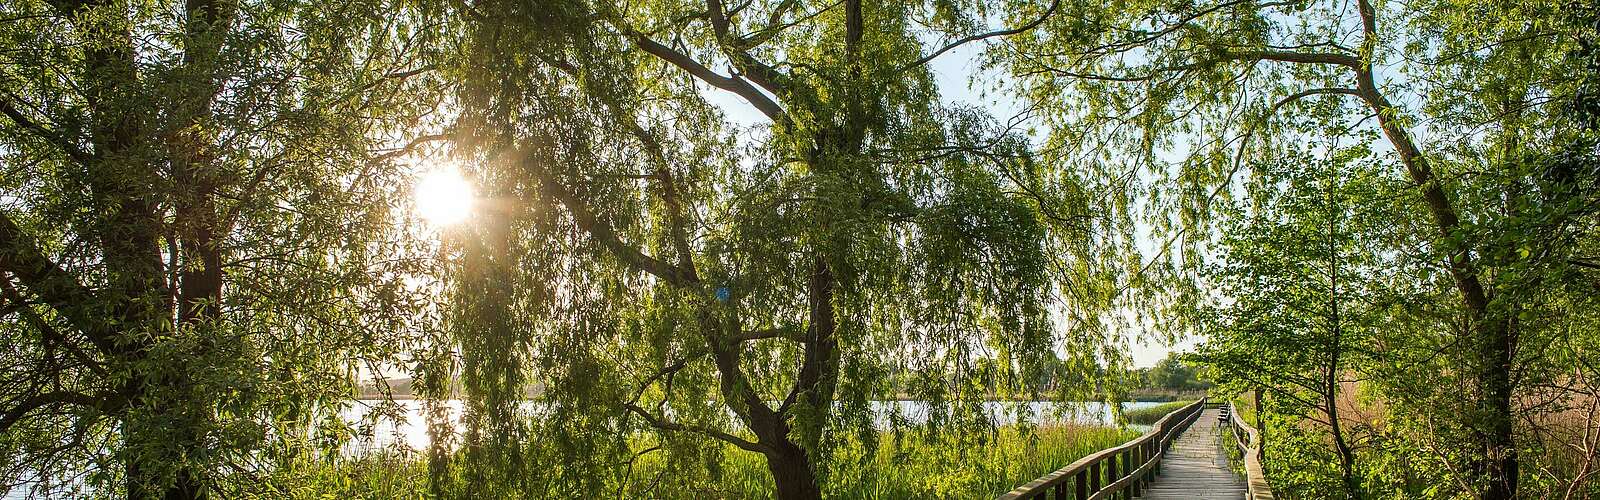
338, 400, 1166, 453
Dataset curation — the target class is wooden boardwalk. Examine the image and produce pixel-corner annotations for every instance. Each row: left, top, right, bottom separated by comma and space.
1137, 408, 1246, 500
999, 400, 1270, 500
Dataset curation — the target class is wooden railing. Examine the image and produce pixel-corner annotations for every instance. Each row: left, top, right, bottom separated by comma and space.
998, 398, 1207, 500
1226, 402, 1275, 500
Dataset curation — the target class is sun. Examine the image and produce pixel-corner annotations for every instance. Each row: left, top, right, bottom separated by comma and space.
415, 167, 475, 227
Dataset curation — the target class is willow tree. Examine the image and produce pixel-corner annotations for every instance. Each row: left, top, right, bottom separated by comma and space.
0, 0, 439, 496
997, 0, 1599, 496
428, 0, 1120, 497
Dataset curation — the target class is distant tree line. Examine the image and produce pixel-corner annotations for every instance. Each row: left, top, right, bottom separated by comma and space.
1135, 353, 1212, 393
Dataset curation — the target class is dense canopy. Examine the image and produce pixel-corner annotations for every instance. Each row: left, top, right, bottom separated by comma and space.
0, 0, 1596, 498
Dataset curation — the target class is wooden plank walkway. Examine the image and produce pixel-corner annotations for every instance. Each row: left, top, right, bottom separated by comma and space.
1137, 408, 1246, 500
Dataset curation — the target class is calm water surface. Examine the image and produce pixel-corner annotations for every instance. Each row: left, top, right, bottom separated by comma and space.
338, 400, 1165, 453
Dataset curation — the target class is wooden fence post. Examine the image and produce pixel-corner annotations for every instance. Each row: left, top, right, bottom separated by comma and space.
1089, 461, 1101, 496
1126, 445, 1139, 496
1075, 469, 1088, 500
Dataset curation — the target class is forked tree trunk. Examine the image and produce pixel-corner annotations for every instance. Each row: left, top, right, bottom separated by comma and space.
759, 254, 837, 499
765, 441, 823, 500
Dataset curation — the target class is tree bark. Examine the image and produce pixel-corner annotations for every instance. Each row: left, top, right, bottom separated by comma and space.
71, 0, 216, 495
764, 441, 823, 500
1255, 387, 1266, 462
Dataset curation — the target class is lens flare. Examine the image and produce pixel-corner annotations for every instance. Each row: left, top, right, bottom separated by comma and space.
415, 167, 474, 226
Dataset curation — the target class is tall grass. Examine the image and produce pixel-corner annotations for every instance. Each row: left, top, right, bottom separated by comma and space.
261, 450, 429, 499
1122, 401, 1193, 425
297, 424, 1138, 499
620, 424, 1139, 499
1231, 397, 1257, 425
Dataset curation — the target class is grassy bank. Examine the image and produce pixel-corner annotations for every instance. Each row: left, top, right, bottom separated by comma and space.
1122, 401, 1194, 425
666, 424, 1139, 499
292, 424, 1138, 499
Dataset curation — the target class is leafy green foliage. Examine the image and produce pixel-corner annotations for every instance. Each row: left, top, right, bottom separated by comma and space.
999, 0, 1600, 497
416, 0, 1124, 497
288, 424, 1136, 499
2, 0, 1596, 498
0, 0, 443, 495
1137, 353, 1211, 392
1195, 144, 1394, 497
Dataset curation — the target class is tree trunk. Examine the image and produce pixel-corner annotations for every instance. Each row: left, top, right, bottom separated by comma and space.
1327, 387, 1358, 499
76, 0, 214, 495
1325, 188, 1358, 499
1480, 318, 1518, 500
1351, 24, 1517, 493
1254, 387, 1266, 462
751, 254, 836, 499
765, 442, 823, 500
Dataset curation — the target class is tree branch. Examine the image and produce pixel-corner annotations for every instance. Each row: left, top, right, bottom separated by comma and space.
1230, 86, 1361, 172
900, 0, 1060, 72
0, 92, 93, 164
0, 274, 108, 377
737, 0, 808, 48
537, 55, 703, 280
1224, 49, 1362, 69
518, 150, 699, 287
0, 390, 101, 434
728, 325, 803, 343
0, 211, 118, 355
623, 402, 768, 453
625, 31, 786, 121
369, 132, 454, 167
706, 0, 793, 101
630, 352, 707, 404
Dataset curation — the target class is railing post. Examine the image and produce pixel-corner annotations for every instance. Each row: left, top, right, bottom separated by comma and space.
1154, 437, 1162, 477
1128, 450, 1138, 499
1132, 442, 1145, 493
1131, 447, 1139, 495
1129, 447, 1139, 498
1113, 451, 1126, 500
1111, 452, 1122, 500
1088, 461, 1101, 496
1054, 481, 1067, 500
1151, 440, 1159, 479
1132, 451, 1145, 496
1075, 469, 1088, 500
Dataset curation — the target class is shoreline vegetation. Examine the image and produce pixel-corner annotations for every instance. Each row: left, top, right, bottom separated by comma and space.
303, 423, 1142, 499
1122, 401, 1196, 425
353, 378, 1207, 403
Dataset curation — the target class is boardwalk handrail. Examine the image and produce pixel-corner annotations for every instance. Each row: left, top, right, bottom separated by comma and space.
998, 398, 1207, 500
1226, 402, 1275, 500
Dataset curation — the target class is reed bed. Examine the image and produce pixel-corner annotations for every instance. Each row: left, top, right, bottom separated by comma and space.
1122, 400, 1194, 425
290, 423, 1137, 499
